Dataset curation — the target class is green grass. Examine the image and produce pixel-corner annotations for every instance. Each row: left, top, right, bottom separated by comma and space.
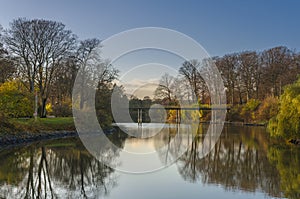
10, 117, 75, 132
45, 142, 76, 147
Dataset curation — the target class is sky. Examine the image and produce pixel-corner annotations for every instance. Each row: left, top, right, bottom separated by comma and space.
0, 0, 299, 56
0, 0, 299, 98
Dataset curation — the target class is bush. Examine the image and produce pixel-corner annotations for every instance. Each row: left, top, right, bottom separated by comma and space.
52, 102, 72, 117
0, 81, 33, 118
258, 96, 279, 122
241, 99, 261, 123
268, 78, 300, 138
226, 105, 243, 122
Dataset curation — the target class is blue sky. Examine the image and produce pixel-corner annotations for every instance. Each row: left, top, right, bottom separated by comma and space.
1, 0, 299, 98
0, 0, 299, 56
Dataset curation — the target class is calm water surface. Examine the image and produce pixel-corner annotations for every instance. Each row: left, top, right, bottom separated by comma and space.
0, 124, 299, 199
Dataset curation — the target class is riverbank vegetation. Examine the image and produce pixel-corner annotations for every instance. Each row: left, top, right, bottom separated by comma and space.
268, 78, 300, 138
0, 116, 75, 135
0, 18, 300, 140
150, 47, 300, 139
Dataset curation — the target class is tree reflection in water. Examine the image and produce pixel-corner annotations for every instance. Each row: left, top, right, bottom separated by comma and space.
0, 131, 127, 199
0, 125, 300, 199
169, 124, 285, 198
268, 143, 300, 199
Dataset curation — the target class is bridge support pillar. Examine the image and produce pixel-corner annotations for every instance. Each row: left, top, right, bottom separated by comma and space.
175, 109, 181, 124
137, 108, 143, 125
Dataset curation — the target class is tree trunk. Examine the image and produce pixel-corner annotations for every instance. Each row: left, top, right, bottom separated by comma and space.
29, 79, 34, 93
231, 85, 235, 104
40, 98, 47, 118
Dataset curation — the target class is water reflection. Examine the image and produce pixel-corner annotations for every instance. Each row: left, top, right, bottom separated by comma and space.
0, 125, 299, 199
176, 125, 284, 198
115, 123, 194, 172
0, 133, 126, 198
268, 143, 300, 199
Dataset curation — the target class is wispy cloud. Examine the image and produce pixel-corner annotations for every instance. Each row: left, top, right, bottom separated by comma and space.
119, 78, 160, 99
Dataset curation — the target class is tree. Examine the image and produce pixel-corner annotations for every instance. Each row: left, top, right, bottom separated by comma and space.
76, 39, 101, 69
261, 46, 296, 97
0, 26, 16, 83
75, 38, 118, 109
0, 80, 33, 117
215, 54, 239, 104
154, 73, 176, 102
0, 24, 3, 53
52, 56, 77, 102
4, 18, 77, 117
269, 77, 300, 138
237, 51, 260, 101
179, 60, 205, 102
0, 51, 16, 84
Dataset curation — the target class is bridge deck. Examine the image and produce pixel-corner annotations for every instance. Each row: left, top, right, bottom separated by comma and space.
127, 107, 229, 110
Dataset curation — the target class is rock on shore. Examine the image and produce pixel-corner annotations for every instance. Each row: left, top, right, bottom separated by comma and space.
0, 131, 77, 146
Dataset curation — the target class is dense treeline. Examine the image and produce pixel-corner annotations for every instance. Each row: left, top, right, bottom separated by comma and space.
154, 47, 299, 105
0, 18, 118, 125
215, 47, 299, 103
215, 48, 297, 125
1, 18, 300, 137
153, 47, 300, 136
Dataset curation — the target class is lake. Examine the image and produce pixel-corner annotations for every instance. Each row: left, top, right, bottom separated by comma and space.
0, 124, 299, 199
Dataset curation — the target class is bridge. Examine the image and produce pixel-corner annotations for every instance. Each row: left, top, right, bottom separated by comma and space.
128, 106, 229, 124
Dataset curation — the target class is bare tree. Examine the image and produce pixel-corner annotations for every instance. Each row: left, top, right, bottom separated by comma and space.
0, 24, 5, 54
237, 51, 259, 101
76, 39, 101, 68
154, 73, 176, 102
51, 55, 78, 105
260, 46, 295, 97
179, 60, 204, 102
0, 26, 16, 83
4, 18, 77, 117
215, 54, 239, 104
0, 57, 16, 84
74, 38, 118, 109
0, 48, 16, 84
172, 77, 193, 103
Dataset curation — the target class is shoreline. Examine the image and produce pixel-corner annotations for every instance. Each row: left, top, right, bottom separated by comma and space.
0, 131, 78, 148
0, 121, 266, 148
0, 127, 119, 148
199, 121, 267, 126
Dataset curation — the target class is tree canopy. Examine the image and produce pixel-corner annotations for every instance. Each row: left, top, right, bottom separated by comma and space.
269, 77, 300, 138
4, 18, 77, 117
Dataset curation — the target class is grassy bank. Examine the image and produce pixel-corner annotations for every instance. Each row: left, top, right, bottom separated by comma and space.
13, 117, 75, 131
0, 117, 75, 135
0, 117, 76, 146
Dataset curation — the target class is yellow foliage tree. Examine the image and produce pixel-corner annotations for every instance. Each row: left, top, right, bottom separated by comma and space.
0, 80, 33, 117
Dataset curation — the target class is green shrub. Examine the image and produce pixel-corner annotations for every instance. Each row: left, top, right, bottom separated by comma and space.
0, 81, 33, 118
241, 99, 261, 122
269, 78, 300, 138
258, 96, 279, 122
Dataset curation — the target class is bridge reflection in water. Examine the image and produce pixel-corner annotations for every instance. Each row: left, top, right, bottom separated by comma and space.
0, 125, 299, 198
